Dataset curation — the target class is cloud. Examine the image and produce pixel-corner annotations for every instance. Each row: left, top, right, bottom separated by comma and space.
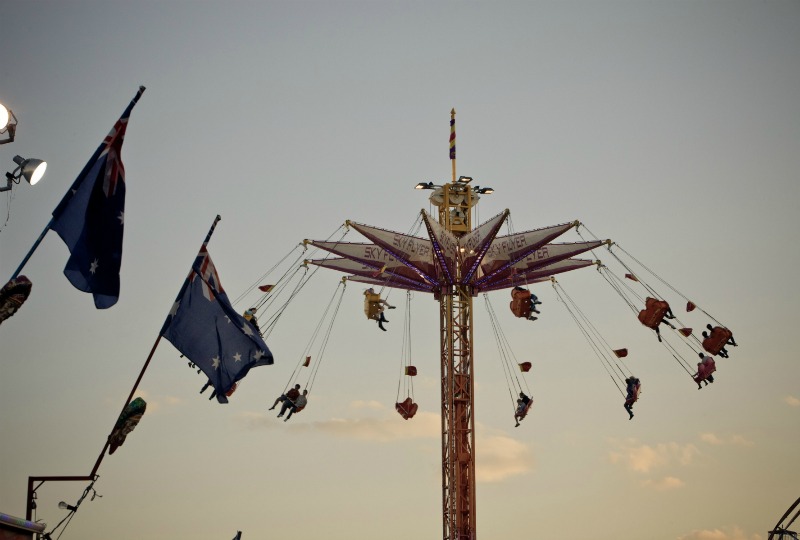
311, 411, 440, 442
608, 439, 699, 473
784, 396, 800, 407
241, 409, 535, 482
729, 435, 755, 447
700, 433, 724, 445
678, 525, 763, 540
700, 433, 754, 447
476, 434, 535, 483
643, 476, 684, 490
350, 400, 385, 410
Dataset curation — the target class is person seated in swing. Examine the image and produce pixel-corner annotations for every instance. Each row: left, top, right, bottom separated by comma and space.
693, 353, 717, 389
638, 297, 675, 342
243, 306, 261, 333
283, 389, 308, 422
624, 377, 641, 420
269, 383, 300, 413
364, 288, 395, 331
511, 286, 541, 321
701, 324, 737, 358
514, 391, 532, 427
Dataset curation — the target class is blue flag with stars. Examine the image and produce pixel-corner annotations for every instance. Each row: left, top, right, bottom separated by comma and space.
160, 245, 273, 403
50, 86, 145, 309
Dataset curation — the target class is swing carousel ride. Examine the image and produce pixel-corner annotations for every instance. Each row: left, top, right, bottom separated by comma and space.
226, 110, 737, 540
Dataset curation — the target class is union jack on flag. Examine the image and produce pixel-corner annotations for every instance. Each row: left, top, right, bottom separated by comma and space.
50, 86, 145, 309
192, 245, 224, 301
101, 117, 128, 198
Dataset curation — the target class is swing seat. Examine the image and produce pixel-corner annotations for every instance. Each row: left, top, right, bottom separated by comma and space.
293, 405, 305, 414
624, 383, 641, 406
0, 275, 32, 325
516, 399, 534, 420
510, 288, 532, 318
702, 327, 733, 355
396, 397, 418, 420
518, 362, 532, 373
364, 292, 383, 320
694, 358, 716, 383
638, 297, 670, 329
405, 366, 417, 376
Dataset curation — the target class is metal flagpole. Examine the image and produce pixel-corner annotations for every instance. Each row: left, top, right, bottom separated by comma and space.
90, 215, 222, 476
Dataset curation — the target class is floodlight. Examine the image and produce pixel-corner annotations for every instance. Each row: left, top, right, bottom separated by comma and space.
0, 104, 17, 144
0, 104, 8, 131
1, 155, 47, 192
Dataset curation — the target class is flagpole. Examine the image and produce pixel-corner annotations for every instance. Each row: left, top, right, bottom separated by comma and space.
10, 224, 51, 279
8, 86, 146, 281
90, 215, 222, 476
450, 108, 456, 183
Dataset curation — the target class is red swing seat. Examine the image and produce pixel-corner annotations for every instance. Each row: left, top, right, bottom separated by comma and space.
638, 297, 670, 329
396, 397, 418, 420
510, 288, 532, 318
702, 327, 733, 356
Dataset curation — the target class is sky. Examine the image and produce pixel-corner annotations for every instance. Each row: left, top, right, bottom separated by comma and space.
1, 1, 799, 539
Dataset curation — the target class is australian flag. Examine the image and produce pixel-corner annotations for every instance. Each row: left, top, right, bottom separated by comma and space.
161, 245, 273, 403
49, 86, 145, 309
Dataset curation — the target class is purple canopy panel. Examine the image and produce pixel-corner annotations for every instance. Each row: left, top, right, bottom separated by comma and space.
346, 275, 434, 293
307, 240, 434, 285
459, 209, 509, 284
421, 210, 459, 284
347, 221, 438, 283
307, 258, 429, 289
478, 258, 595, 292
478, 221, 577, 282
476, 238, 603, 288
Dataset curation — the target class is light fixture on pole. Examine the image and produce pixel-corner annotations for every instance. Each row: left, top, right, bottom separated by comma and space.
2, 155, 47, 192
57, 502, 77, 512
0, 102, 18, 145
415, 181, 436, 190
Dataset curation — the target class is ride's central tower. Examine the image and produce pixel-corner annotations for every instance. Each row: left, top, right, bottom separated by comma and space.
434, 176, 477, 540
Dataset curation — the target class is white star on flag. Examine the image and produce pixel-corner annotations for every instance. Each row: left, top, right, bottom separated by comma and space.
241, 323, 254, 337
89, 259, 99, 274
211, 356, 220, 370
169, 300, 181, 316
233, 352, 242, 362
118, 211, 124, 225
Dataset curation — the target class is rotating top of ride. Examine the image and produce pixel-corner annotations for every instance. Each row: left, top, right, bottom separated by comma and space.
303, 182, 607, 296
